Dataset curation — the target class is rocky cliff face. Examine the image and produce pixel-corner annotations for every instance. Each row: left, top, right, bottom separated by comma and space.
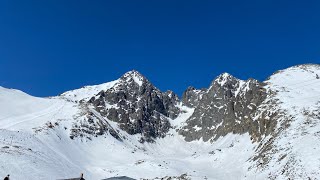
68, 70, 280, 144
86, 70, 180, 142
179, 73, 277, 142
182, 86, 206, 108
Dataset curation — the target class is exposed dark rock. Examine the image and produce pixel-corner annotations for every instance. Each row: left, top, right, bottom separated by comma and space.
179, 73, 277, 142
182, 86, 206, 108
87, 70, 180, 142
69, 106, 123, 141
72, 70, 279, 143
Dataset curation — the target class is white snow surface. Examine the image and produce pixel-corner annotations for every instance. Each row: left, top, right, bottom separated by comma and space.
257, 64, 320, 179
0, 86, 255, 180
0, 64, 320, 179
61, 80, 118, 102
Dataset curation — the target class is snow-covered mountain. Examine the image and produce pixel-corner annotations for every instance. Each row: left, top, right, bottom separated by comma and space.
0, 64, 320, 180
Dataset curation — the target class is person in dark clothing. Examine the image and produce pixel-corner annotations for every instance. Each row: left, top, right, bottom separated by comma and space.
79, 173, 85, 180
3, 174, 9, 180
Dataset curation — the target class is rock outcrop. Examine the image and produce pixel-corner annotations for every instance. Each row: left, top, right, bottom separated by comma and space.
87, 70, 180, 142
182, 86, 206, 108
179, 73, 277, 142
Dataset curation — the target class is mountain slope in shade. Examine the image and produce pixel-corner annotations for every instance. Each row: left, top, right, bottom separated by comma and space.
0, 64, 319, 179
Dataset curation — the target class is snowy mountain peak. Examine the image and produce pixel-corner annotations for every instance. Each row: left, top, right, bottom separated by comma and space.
60, 70, 150, 102
219, 72, 233, 78
120, 70, 146, 86
122, 69, 142, 76
84, 69, 180, 142
214, 72, 239, 86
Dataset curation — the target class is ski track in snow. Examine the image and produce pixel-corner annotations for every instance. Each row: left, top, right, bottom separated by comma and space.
1, 100, 66, 130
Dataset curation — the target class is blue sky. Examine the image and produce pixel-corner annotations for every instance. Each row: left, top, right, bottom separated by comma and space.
0, 0, 319, 97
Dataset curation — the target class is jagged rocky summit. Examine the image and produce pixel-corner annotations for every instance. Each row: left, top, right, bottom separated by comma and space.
64, 70, 180, 142
63, 67, 288, 144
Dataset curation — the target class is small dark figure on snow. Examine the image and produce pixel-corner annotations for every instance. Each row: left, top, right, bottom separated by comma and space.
3, 174, 9, 180
80, 173, 85, 180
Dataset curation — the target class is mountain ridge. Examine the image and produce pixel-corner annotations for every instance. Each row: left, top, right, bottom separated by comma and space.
0, 63, 319, 179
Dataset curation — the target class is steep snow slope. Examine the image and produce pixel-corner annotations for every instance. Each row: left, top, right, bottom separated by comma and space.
251, 64, 320, 179
0, 64, 319, 180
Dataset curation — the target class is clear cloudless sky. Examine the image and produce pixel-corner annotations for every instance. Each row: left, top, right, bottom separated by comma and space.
0, 0, 320, 97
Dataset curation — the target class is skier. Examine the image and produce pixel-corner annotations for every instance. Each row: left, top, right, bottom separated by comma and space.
79, 173, 85, 180
3, 175, 9, 180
